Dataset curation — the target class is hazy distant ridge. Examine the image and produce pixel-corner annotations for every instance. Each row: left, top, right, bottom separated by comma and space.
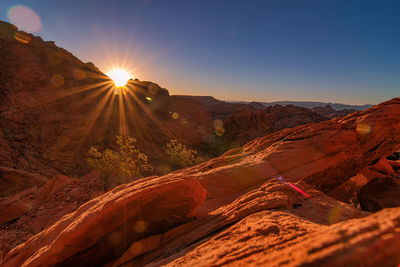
230, 100, 372, 111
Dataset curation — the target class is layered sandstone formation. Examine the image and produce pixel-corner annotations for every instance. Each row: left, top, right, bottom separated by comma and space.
2, 97, 400, 266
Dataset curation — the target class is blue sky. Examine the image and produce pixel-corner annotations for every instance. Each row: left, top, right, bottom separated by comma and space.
1, 0, 399, 104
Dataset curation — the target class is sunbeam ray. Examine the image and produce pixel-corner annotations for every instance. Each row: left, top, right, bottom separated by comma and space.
125, 83, 172, 136
118, 87, 128, 139
69, 86, 114, 158
13, 80, 113, 110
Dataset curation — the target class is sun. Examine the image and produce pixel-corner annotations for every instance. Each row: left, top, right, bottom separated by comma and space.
107, 69, 132, 87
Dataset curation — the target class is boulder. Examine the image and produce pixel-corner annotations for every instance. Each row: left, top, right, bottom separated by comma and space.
358, 177, 400, 212
2, 176, 206, 266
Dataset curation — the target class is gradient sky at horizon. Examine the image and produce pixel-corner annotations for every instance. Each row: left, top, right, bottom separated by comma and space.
1, 0, 399, 105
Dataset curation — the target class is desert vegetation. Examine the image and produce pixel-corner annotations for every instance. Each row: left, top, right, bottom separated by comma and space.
164, 139, 205, 171
85, 137, 205, 187
85, 136, 152, 188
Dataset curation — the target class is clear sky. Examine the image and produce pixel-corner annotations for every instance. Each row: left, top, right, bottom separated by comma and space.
1, 0, 399, 104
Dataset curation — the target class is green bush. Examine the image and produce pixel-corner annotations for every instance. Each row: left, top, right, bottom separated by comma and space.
86, 136, 152, 188
165, 140, 204, 171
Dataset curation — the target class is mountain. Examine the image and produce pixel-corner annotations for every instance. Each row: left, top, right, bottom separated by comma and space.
231, 100, 373, 111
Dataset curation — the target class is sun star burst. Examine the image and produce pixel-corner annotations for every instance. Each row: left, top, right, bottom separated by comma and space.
107, 69, 132, 87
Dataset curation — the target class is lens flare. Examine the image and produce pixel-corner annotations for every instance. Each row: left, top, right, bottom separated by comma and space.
172, 112, 179, 119
107, 69, 132, 87
14, 31, 31, 44
287, 183, 311, 199
50, 74, 64, 87
356, 123, 372, 136
327, 206, 343, 224
73, 68, 87, 80
8, 5, 42, 33
213, 119, 225, 136
134, 220, 147, 233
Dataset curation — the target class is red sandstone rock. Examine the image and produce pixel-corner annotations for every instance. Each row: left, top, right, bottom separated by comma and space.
326, 158, 398, 204
38, 175, 79, 200
0, 167, 47, 198
0, 172, 105, 249
358, 177, 400, 212
160, 208, 400, 267
223, 104, 326, 145
0, 21, 338, 181
2, 98, 400, 266
2, 176, 206, 266
312, 104, 357, 119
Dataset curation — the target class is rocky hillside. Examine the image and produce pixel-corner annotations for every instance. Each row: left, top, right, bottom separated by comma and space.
1, 97, 400, 266
172, 95, 265, 119
0, 20, 333, 178
222, 104, 326, 145
311, 104, 358, 119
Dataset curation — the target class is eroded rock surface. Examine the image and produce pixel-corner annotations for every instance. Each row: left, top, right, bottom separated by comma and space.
162, 208, 400, 267
358, 177, 400, 212
2, 176, 206, 266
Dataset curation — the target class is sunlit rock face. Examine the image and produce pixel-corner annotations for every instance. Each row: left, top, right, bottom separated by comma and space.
0, 21, 109, 177
3, 97, 400, 266
161, 208, 400, 267
2, 176, 206, 267
0, 20, 208, 177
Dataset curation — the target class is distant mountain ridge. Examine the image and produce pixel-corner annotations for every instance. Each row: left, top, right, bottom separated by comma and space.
229, 100, 373, 111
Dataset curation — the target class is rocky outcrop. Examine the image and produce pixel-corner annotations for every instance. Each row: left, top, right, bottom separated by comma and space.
0, 167, 47, 198
326, 158, 399, 206
312, 104, 357, 119
358, 177, 400, 212
0, 171, 105, 253
172, 95, 258, 120
160, 207, 400, 267
222, 104, 326, 145
2, 97, 400, 266
1, 21, 324, 179
0, 19, 350, 182
2, 176, 206, 266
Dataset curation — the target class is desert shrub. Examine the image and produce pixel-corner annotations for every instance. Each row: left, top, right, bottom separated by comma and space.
206, 134, 236, 157
86, 136, 152, 188
165, 140, 204, 171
